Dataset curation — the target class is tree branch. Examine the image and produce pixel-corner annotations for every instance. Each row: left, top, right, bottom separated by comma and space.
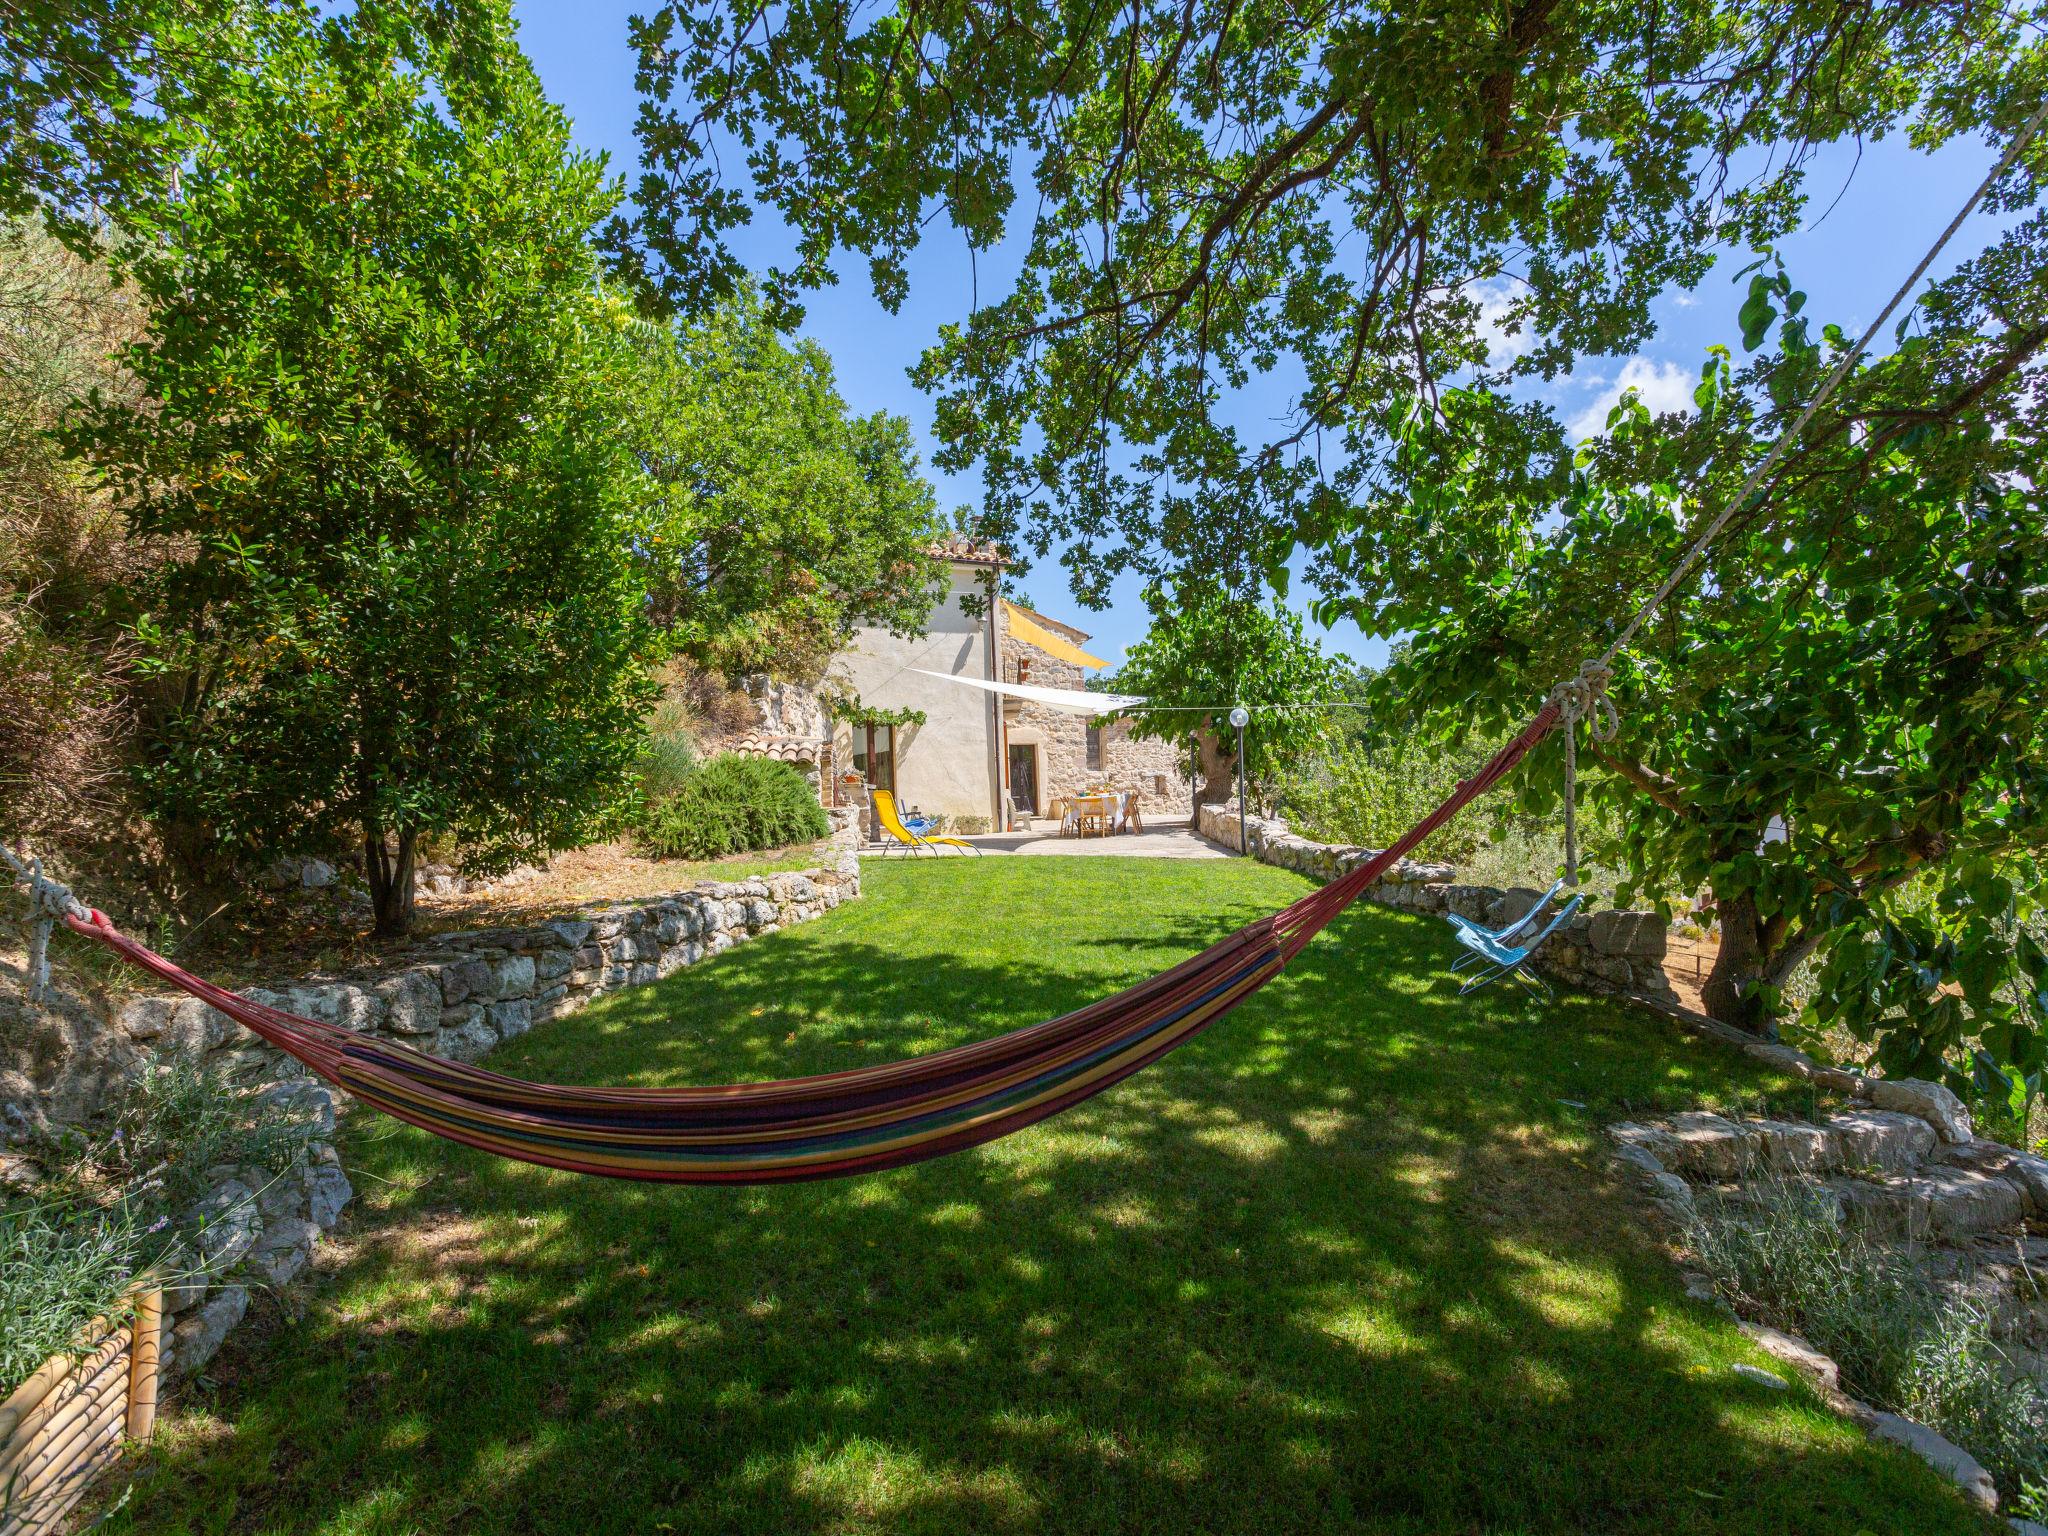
1587, 740, 1689, 817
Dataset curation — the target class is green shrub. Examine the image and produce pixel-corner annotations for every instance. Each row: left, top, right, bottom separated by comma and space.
1687, 1172, 2048, 1501
1277, 736, 1485, 864
109, 1054, 322, 1210
634, 754, 827, 860
0, 1199, 148, 1384
1278, 734, 1631, 894
633, 700, 700, 807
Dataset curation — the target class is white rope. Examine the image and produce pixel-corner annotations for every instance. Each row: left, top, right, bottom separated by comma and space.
2, 842, 89, 1003
1546, 661, 1618, 886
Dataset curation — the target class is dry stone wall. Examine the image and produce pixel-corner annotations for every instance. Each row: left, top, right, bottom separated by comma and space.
1195, 800, 1675, 1001
4, 812, 866, 1392
110, 816, 863, 1088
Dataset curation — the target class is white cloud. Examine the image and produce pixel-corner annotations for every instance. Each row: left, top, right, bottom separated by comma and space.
1567, 357, 1696, 440
1472, 278, 1532, 366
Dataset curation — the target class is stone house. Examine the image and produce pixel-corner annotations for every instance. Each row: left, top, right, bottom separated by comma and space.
995, 604, 1191, 825
713, 540, 1195, 832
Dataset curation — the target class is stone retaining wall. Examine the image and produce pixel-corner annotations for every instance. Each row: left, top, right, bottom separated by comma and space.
4, 813, 867, 1390
1195, 801, 1675, 1001
154, 1126, 356, 1383
111, 815, 863, 1088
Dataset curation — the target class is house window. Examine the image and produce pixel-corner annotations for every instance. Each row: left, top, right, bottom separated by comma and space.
853, 724, 895, 793
1085, 725, 1104, 771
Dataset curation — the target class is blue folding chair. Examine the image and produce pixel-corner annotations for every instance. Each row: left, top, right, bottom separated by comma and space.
1445, 878, 1567, 972
1454, 895, 1584, 999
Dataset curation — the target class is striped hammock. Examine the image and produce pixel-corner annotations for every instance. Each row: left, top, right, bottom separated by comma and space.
56, 710, 1559, 1184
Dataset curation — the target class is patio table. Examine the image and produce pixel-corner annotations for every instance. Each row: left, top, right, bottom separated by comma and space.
1070, 794, 1119, 836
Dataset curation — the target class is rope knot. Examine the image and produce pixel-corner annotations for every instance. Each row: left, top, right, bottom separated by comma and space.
1548, 659, 1618, 743
1546, 660, 1621, 888
4, 843, 87, 1003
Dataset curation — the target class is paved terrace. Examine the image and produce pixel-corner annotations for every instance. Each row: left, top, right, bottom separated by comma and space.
863, 817, 1233, 859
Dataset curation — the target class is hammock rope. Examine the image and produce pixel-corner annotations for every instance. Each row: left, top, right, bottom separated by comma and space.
7, 713, 1554, 1184
1547, 661, 1618, 888
7, 105, 2040, 1184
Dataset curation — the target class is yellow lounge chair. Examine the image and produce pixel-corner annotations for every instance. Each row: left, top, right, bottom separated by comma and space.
872, 789, 983, 856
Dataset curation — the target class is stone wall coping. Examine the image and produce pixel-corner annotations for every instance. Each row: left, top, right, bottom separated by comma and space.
1193, 800, 1675, 999
103, 818, 865, 1085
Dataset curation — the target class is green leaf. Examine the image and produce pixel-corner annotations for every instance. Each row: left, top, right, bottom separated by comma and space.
1739, 276, 1777, 351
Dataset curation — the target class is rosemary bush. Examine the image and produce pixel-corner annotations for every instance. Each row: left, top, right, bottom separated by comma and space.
1688, 1172, 2048, 1502
0, 1053, 321, 1386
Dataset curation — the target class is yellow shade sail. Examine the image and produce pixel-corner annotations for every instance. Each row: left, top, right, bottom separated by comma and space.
1002, 601, 1107, 670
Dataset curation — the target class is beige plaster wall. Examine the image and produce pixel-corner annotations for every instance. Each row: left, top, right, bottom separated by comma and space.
831, 567, 1000, 824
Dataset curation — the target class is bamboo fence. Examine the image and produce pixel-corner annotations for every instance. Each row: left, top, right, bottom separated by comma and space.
0, 1280, 161, 1536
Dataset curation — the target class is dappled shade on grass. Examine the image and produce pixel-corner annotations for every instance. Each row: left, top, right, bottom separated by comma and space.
114, 860, 1994, 1535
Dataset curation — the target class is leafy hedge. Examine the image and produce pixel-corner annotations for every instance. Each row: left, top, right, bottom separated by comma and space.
634, 753, 828, 860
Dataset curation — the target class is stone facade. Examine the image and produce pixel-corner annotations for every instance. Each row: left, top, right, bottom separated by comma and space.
1195, 799, 1675, 1001
998, 612, 1194, 822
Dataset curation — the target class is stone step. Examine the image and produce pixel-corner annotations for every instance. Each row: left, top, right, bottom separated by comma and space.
1922, 1236, 2048, 1346
1934, 1139, 2048, 1210
1831, 1166, 2032, 1242
1611, 1108, 1937, 1181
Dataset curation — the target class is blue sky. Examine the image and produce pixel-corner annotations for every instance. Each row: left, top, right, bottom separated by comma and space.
513, 1, 2017, 670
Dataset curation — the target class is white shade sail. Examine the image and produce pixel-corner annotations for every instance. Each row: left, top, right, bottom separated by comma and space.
911, 669, 1145, 716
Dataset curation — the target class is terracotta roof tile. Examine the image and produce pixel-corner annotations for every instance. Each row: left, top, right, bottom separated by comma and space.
928, 536, 1007, 566
727, 734, 827, 765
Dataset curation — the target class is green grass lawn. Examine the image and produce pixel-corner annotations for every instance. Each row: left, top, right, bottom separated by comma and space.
113, 860, 1994, 1535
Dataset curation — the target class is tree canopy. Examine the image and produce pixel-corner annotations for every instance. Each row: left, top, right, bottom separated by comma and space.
613, 0, 2046, 597
631, 290, 947, 679
64, 0, 658, 935
1, 0, 252, 238
1110, 587, 1347, 803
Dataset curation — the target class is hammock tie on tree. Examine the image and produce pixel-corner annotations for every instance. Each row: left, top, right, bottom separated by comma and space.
4, 709, 1558, 1184
7, 849, 79, 1004
1546, 661, 1618, 889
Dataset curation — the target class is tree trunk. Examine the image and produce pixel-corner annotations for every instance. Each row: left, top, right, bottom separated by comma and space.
1701, 886, 1773, 1034
1193, 726, 1238, 806
364, 822, 418, 939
